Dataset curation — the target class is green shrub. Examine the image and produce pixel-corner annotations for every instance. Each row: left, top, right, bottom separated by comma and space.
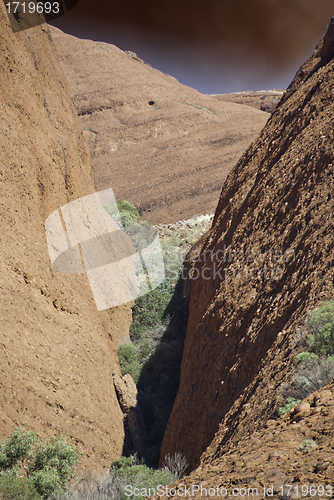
104, 199, 140, 228
118, 344, 141, 383
130, 281, 173, 340
116, 199, 140, 228
29, 468, 61, 499
117, 200, 139, 220
30, 437, 80, 493
0, 475, 41, 500
111, 456, 175, 500
0, 428, 38, 472
277, 397, 301, 417
279, 302, 334, 413
296, 352, 319, 365
120, 211, 139, 228
0, 429, 80, 499
306, 301, 334, 356
298, 439, 317, 452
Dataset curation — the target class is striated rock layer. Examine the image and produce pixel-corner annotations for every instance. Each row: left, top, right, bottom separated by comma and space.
50, 27, 269, 224
0, 5, 132, 469
160, 18, 334, 472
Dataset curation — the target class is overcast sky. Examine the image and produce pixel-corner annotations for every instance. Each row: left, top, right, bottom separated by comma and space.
51, 1, 334, 94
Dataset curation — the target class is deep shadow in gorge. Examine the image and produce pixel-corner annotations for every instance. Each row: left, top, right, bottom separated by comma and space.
122, 277, 187, 466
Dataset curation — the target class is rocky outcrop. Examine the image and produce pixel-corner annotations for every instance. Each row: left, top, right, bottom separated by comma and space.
113, 374, 138, 413
153, 383, 334, 499
0, 6, 132, 469
160, 18, 334, 472
50, 27, 269, 224
214, 90, 284, 113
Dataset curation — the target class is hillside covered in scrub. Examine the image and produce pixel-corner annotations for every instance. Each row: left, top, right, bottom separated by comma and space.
160, 16, 334, 479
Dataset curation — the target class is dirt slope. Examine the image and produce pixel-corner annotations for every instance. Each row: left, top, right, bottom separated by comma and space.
50, 27, 269, 224
0, 6, 132, 469
160, 18, 334, 472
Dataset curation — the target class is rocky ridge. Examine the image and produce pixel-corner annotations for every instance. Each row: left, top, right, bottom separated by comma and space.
50, 27, 269, 224
154, 213, 214, 246
214, 90, 284, 113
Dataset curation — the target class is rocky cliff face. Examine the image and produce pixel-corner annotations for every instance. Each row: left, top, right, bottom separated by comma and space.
50, 27, 269, 224
0, 6, 132, 469
160, 18, 334, 472
154, 385, 334, 498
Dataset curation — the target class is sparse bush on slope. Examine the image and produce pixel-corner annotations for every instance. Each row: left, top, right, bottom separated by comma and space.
0, 428, 80, 499
303, 301, 334, 357
276, 397, 301, 417
298, 439, 318, 452
278, 301, 334, 416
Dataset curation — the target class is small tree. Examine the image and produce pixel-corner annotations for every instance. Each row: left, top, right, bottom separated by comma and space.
0, 427, 38, 473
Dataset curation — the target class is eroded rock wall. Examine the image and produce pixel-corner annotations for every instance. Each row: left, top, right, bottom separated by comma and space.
0, 6, 131, 469
160, 18, 334, 471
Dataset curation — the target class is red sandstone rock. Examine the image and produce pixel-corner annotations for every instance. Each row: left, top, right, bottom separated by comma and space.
160, 18, 334, 475
0, 7, 131, 471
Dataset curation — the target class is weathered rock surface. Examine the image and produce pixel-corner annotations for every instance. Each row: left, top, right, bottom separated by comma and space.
160, 18, 334, 472
153, 383, 334, 499
50, 27, 269, 224
0, 6, 132, 469
125, 406, 148, 456
113, 373, 138, 413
